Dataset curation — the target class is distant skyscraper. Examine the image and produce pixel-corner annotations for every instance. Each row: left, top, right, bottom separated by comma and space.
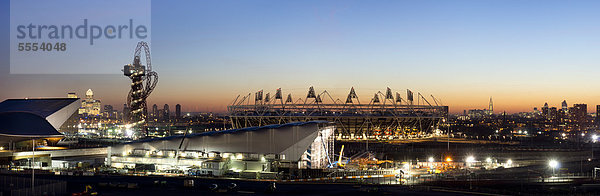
468, 109, 487, 119
572, 104, 587, 131
596, 105, 600, 126
163, 104, 170, 119
549, 107, 558, 121
86, 89, 93, 100
561, 100, 568, 111
123, 103, 130, 122
488, 97, 493, 115
79, 89, 101, 115
176, 104, 181, 119
104, 105, 113, 113
152, 104, 158, 117
103, 105, 115, 118
542, 102, 549, 119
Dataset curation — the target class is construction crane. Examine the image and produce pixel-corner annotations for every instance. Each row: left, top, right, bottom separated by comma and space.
330, 145, 348, 168
123, 41, 158, 137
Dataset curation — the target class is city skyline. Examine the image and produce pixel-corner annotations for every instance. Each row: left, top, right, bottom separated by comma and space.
49, 88, 600, 115
2, 0, 600, 114
2, 2, 600, 194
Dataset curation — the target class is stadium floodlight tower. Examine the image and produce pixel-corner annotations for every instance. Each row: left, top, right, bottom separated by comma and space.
123, 41, 158, 138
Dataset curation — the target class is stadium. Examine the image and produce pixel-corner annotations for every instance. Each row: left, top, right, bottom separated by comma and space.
228, 87, 449, 140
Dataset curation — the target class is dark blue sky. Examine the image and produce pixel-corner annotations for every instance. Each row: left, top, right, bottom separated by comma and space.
2, 0, 600, 113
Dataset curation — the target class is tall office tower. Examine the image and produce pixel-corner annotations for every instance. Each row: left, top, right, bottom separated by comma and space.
91, 100, 101, 115
542, 103, 549, 119
86, 89, 93, 101
152, 104, 158, 117
549, 107, 558, 121
572, 104, 587, 131
123, 103, 130, 122
488, 97, 493, 115
560, 100, 569, 119
157, 109, 165, 120
104, 105, 113, 113
596, 105, 600, 127
104, 105, 116, 118
80, 91, 90, 114
163, 104, 170, 120
78, 89, 101, 115
176, 104, 181, 119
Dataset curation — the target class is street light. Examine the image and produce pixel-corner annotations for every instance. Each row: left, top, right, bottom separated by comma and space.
506, 159, 513, 167
466, 156, 475, 168
549, 160, 558, 176
486, 157, 492, 163
428, 157, 434, 163
466, 156, 475, 163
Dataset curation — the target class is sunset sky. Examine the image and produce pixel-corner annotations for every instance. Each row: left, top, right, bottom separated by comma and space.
2, 0, 600, 114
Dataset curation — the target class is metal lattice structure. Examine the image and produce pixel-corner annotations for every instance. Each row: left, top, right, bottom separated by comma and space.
228, 87, 448, 140
123, 41, 158, 136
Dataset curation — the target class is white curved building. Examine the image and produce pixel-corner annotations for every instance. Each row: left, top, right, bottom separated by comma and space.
0, 98, 80, 144
108, 121, 335, 175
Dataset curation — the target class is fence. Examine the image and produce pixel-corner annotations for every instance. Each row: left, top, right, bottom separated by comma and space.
0, 175, 66, 196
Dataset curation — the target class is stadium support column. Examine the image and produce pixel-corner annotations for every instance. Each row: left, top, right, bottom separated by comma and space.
107, 147, 112, 167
